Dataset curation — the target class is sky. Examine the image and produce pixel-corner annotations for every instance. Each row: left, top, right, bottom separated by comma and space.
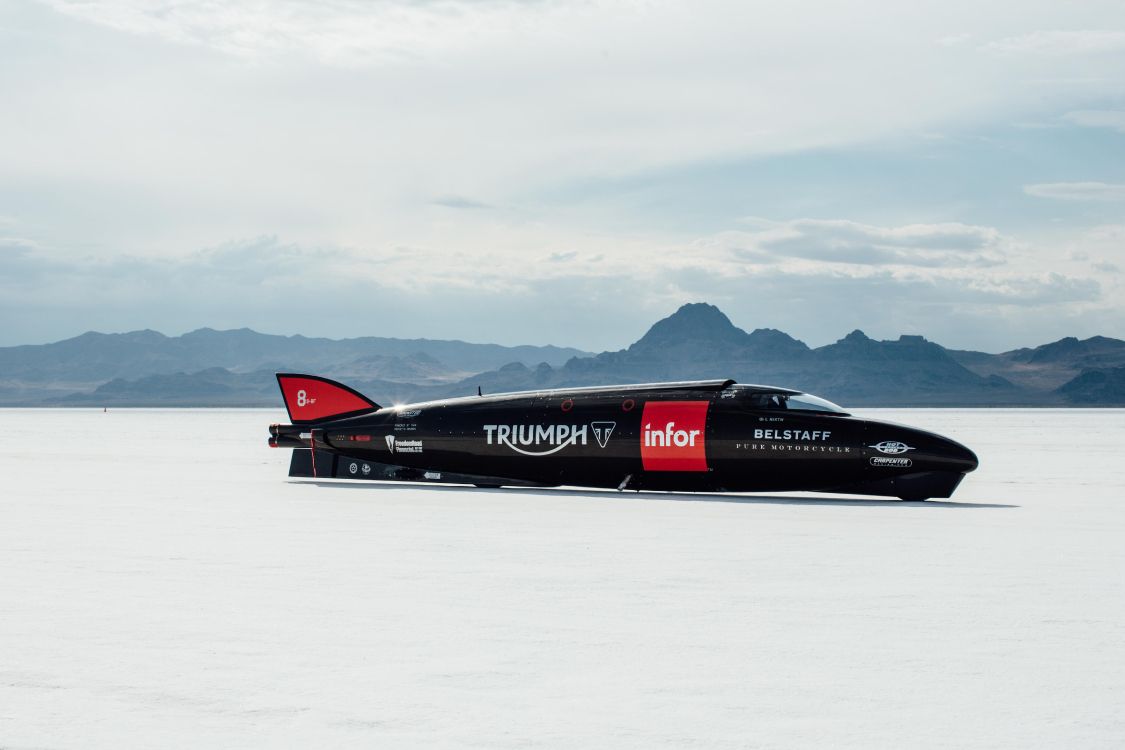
1, 0, 1124, 352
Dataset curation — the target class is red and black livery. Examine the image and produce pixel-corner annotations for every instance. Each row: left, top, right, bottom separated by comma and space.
268, 374, 979, 500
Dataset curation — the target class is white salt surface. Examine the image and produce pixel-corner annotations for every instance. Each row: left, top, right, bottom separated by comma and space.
2, 408, 1124, 748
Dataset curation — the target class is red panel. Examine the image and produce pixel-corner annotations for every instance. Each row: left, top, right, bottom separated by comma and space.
640, 401, 709, 472
278, 375, 376, 423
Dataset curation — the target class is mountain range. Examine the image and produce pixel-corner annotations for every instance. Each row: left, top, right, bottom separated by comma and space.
2, 303, 1123, 407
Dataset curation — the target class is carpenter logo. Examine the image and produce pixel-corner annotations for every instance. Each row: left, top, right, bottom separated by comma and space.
640, 401, 709, 472
869, 441, 915, 455
870, 456, 912, 468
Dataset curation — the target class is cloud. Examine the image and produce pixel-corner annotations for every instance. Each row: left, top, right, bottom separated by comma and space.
1063, 109, 1125, 132
4, 3, 1125, 352
715, 219, 1008, 268
936, 33, 972, 47
0, 224, 1109, 352
983, 30, 1125, 56
1024, 182, 1125, 201
430, 195, 496, 210
36, 0, 577, 65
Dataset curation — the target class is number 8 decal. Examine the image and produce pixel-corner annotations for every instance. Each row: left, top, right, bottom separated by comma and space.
297, 389, 308, 407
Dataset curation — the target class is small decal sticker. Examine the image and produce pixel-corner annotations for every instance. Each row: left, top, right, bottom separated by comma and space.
870, 456, 912, 468
869, 441, 916, 455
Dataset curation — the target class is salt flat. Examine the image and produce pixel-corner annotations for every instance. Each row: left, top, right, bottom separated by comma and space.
1, 408, 1124, 748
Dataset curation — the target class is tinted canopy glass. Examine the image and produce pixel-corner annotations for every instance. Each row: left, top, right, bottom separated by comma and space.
744, 391, 847, 414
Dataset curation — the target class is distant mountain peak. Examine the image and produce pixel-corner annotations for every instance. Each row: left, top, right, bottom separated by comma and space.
842, 329, 871, 343
631, 303, 747, 350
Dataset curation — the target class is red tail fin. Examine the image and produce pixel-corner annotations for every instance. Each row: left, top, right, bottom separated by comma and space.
276, 373, 380, 424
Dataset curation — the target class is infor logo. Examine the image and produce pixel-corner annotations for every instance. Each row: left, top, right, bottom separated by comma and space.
640, 401, 709, 472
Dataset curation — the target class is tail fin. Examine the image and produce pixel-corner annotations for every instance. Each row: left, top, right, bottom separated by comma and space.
276, 373, 380, 424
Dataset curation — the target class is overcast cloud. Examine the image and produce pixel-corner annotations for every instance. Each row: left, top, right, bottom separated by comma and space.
1, 0, 1124, 351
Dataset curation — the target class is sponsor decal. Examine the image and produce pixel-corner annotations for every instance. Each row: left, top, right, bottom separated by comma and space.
361, 463, 372, 475
591, 421, 616, 449
757, 417, 784, 422
400, 409, 422, 418
753, 428, 831, 441
394, 439, 423, 454
348, 462, 359, 475
331, 433, 373, 443
484, 423, 589, 456
734, 443, 852, 453
720, 389, 737, 399
870, 456, 912, 468
384, 435, 423, 454
424, 471, 442, 480
640, 401, 709, 472
869, 441, 915, 455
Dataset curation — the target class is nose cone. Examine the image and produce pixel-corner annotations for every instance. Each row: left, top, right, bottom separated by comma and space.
940, 436, 979, 473
866, 420, 978, 473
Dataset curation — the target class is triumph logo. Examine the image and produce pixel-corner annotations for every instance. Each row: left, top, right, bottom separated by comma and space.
484, 423, 590, 456
869, 441, 915, 455
591, 422, 616, 449
385, 435, 395, 452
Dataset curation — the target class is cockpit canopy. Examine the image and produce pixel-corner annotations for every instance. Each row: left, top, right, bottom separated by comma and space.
732, 386, 849, 415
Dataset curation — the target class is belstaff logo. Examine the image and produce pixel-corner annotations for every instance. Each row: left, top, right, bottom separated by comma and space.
640, 401, 709, 472
385, 435, 395, 452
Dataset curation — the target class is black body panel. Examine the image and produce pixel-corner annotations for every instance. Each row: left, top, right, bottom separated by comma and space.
269, 378, 979, 500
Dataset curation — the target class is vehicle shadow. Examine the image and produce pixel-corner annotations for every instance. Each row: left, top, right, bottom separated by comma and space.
295, 480, 1015, 509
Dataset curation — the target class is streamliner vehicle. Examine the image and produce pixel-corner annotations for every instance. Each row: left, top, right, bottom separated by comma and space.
268, 374, 978, 500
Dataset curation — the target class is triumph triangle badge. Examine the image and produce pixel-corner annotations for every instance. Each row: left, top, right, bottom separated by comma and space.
591, 421, 616, 449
